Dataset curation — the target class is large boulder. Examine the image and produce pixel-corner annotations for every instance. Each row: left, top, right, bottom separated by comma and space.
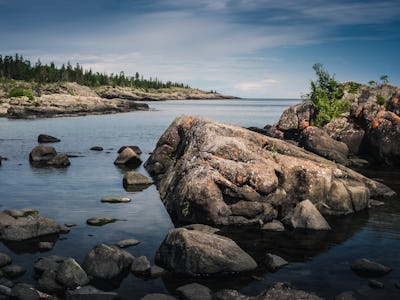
299, 126, 349, 165
29, 145, 70, 167
114, 147, 142, 168
82, 244, 134, 279
0, 210, 63, 241
145, 115, 395, 226
155, 228, 257, 277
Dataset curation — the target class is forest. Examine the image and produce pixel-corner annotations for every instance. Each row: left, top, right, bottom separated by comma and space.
0, 54, 188, 89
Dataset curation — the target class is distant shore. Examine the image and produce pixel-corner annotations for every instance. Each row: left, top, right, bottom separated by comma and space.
0, 81, 237, 119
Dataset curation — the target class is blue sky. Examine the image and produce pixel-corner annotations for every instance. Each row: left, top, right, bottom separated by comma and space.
0, 0, 399, 98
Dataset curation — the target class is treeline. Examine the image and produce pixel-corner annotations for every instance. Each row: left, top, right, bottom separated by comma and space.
0, 54, 189, 89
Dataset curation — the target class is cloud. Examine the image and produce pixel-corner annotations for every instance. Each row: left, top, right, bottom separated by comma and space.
234, 79, 279, 91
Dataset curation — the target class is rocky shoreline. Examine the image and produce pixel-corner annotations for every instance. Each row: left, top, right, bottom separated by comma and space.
0, 81, 236, 119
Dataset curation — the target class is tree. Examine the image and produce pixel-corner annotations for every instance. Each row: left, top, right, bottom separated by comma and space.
368, 80, 377, 87
379, 75, 389, 84
308, 63, 349, 127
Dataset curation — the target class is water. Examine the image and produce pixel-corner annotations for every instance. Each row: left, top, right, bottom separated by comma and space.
0, 98, 399, 299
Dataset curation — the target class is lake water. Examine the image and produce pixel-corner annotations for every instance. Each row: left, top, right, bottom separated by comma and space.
0, 99, 399, 299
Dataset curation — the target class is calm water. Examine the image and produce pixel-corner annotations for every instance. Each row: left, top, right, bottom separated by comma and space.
0, 99, 399, 300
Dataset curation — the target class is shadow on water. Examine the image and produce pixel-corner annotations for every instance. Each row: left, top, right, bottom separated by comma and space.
2, 234, 60, 254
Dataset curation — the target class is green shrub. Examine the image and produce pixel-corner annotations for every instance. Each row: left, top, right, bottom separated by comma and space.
7, 87, 34, 100
347, 81, 361, 93
376, 94, 386, 105
308, 64, 349, 127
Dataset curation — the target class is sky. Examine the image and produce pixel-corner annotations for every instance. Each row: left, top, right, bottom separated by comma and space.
0, 0, 399, 98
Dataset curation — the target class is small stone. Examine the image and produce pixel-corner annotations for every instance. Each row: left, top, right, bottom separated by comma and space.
369, 200, 385, 207
90, 146, 103, 151
131, 256, 151, 276
0, 253, 12, 268
86, 217, 117, 226
101, 196, 131, 203
2, 264, 27, 278
369, 279, 384, 289
261, 220, 285, 231
114, 148, 142, 168
116, 239, 140, 248
351, 258, 392, 276
141, 294, 177, 300
118, 146, 142, 155
176, 283, 212, 300
149, 265, 165, 278
65, 223, 77, 227
265, 253, 288, 271
123, 171, 153, 192
38, 134, 60, 143
395, 282, 400, 289
38, 242, 54, 250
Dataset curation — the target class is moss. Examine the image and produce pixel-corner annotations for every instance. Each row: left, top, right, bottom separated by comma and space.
376, 94, 386, 106
7, 87, 34, 100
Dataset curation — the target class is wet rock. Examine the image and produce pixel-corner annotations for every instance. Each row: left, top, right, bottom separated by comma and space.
56, 258, 89, 289
395, 282, 400, 289
34, 256, 67, 274
145, 116, 394, 226
101, 196, 131, 203
123, 171, 153, 192
36, 269, 64, 294
149, 265, 165, 278
299, 126, 349, 165
141, 294, 177, 300
265, 253, 288, 271
65, 223, 77, 227
0, 210, 63, 241
115, 239, 140, 248
90, 146, 103, 151
351, 258, 392, 276
11, 283, 40, 300
0, 285, 11, 296
131, 256, 151, 276
118, 146, 142, 155
176, 283, 212, 300
38, 242, 54, 250
213, 289, 250, 300
2, 264, 26, 278
369, 279, 384, 289
114, 148, 142, 168
261, 220, 285, 231
86, 217, 117, 226
82, 244, 133, 279
335, 291, 356, 300
65, 285, 121, 300
0, 278, 14, 288
155, 228, 257, 277
29, 145, 70, 167
38, 134, 60, 143
0, 253, 11, 268
183, 224, 220, 234
283, 200, 331, 230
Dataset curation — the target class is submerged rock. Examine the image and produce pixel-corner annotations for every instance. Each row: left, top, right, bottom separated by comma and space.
38, 134, 60, 143
145, 115, 394, 226
155, 228, 257, 277
86, 217, 118, 226
101, 196, 131, 203
369, 279, 384, 289
176, 283, 212, 300
351, 258, 392, 276
82, 244, 133, 279
115, 239, 140, 248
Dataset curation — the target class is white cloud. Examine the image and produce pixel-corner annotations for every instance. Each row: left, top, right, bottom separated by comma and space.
234, 79, 279, 91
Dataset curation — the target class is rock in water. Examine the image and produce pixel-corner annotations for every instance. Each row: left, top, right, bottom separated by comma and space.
176, 283, 212, 300
118, 145, 142, 155
265, 253, 288, 271
155, 228, 257, 277
82, 244, 133, 279
38, 134, 60, 143
65, 285, 121, 300
123, 171, 153, 192
114, 147, 142, 168
29, 145, 70, 167
101, 196, 131, 203
86, 217, 117, 226
56, 258, 89, 289
145, 115, 395, 226
351, 258, 392, 276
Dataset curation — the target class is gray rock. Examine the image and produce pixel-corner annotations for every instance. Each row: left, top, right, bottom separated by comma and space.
36, 269, 64, 294
265, 253, 288, 271
141, 294, 177, 300
131, 256, 151, 276
0, 278, 14, 288
261, 220, 285, 231
351, 258, 392, 276
90, 146, 103, 151
0, 285, 11, 296
48, 153, 71, 167
29, 145, 70, 167
65, 285, 121, 300
149, 265, 165, 278
369, 279, 384, 289
395, 282, 400, 289
118, 146, 142, 155
335, 291, 356, 300
284, 200, 331, 230
34, 256, 67, 274
101, 196, 131, 203
82, 244, 134, 279
176, 283, 212, 300
114, 148, 142, 168
145, 116, 394, 226
0, 253, 11, 268
2, 264, 27, 278
115, 239, 140, 248
38, 134, 60, 143
86, 217, 117, 226
155, 228, 257, 276
38, 242, 54, 250
183, 224, 220, 234
56, 258, 89, 289
213, 289, 250, 300
123, 171, 153, 192
11, 283, 40, 300
0, 212, 63, 241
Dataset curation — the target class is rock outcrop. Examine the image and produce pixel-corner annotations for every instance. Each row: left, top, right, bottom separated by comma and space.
145, 115, 395, 227
267, 83, 400, 167
155, 228, 257, 276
